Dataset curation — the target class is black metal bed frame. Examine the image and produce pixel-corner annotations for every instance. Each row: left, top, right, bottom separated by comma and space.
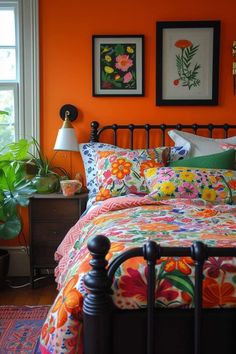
82, 121, 236, 354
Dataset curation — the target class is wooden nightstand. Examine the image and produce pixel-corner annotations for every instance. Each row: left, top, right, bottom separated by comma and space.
29, 191, 88, 287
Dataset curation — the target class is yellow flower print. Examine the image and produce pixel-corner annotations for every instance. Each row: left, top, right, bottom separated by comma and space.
224, 170, 234, 177
202, 188, 217, 202
105, 55, 112, 62
145, 167, 156, 178
127, 46, 134, 53
160, 181, 175, 195
115, 74, 121, 80
180, 171, 194, 182
104, 66, 114, 74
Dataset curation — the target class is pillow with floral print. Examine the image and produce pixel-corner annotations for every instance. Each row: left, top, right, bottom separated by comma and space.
79, 142, 190, 199
94, 148, 169, 201
144, 167, 236, 204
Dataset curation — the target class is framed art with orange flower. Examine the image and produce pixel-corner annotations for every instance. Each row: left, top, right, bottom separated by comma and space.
92, 35, 144, 96
156, 21, 220, 106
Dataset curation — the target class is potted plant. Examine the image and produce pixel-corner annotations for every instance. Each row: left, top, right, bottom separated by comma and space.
27, 138, 69, 194
0, 138, 37, 287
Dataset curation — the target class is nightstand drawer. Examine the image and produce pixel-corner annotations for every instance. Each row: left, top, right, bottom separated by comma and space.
31, 199, 79, 221
29, 192, 88, 287
31, 222, 72, 246
32, 247, 58, 267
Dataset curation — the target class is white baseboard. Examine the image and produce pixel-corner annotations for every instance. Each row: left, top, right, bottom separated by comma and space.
1, 246, 30, 277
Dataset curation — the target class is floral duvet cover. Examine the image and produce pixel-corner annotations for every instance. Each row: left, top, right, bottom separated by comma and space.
39, 195, 236, 354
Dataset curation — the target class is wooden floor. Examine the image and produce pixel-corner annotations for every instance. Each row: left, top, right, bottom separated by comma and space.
0, 276, 58, 306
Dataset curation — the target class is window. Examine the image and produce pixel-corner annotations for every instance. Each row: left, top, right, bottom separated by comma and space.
0, 0, 39, 147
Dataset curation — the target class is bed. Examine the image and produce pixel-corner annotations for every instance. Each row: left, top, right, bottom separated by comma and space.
39, 121, 236, 354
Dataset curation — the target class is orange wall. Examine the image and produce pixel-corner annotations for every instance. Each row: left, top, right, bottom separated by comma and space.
2, 0, 236, 246
39, 0, 236, 176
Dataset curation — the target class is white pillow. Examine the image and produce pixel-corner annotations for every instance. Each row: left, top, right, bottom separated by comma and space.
168, 129, 236, 157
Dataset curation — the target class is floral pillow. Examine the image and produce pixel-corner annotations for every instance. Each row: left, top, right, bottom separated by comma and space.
79, 142, 190, 199
144, 167, 236, 204
94, 148, 168, 201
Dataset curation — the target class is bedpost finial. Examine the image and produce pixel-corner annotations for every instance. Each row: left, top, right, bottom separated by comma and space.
88, 234, 111, 255
90, 121, 99, 142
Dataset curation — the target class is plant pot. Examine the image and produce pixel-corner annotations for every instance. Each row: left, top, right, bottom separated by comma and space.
0, 249, 10, 288
32, 174, 59, 193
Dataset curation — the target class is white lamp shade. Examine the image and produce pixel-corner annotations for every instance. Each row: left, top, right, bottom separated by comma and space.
54, 128, 79, 151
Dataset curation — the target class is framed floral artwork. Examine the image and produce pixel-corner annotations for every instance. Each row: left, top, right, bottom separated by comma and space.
156, 21, 220, 106
92, 35, 144, 96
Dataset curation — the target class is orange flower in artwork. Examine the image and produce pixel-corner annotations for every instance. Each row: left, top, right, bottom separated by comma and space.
111, 158, 132, 179
96, 187, 112, 201
52, 275, 83, 328
203, 278, 236, 308
175, 39, 192, 49
139, 160, 162, 177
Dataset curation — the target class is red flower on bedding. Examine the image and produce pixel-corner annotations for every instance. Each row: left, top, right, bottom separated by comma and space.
203, 278, 236, 308
41, 316, 55, 345
159, 257, 194, 275
120, 268, 147, 301
156, 279, 178, 302
229, 180, 236, 190
52, 274, 83, 328
203, 257, 236, 278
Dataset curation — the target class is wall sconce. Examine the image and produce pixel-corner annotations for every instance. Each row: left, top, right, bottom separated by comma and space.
232, 41, 236, 95
54, 104, 79, 151
54, 104, 79, 178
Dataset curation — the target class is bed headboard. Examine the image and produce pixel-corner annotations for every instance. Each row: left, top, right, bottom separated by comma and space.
90, 121, 236, 149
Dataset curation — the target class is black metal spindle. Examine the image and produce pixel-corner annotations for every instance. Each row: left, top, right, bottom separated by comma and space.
129, 124, 134, 149
145, 124, 150, 148
191, 242, 208, 354
143, 241, 160, 354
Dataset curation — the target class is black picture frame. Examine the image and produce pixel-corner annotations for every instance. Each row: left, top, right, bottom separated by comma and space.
156, 21, 220, 106
92, 35, 144, 97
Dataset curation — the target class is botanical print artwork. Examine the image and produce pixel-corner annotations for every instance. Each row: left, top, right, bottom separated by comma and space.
100, 43, 137, 90
174, 39, 201, 90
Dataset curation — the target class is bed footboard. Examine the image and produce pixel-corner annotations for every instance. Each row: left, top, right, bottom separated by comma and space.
83, 235, 236, 354
83, 236, 113, 354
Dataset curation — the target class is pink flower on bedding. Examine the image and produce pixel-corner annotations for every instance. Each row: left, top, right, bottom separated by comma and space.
103, 170, 111, 179
158, 168, 175, 181
178, 182, 198, 199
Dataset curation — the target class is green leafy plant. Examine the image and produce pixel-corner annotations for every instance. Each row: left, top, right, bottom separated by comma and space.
0, 138, 36, 239
26, 138, 69, 193
28, 137, 68, 177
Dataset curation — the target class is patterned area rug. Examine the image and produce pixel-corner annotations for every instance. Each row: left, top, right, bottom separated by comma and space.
0, 305, 49, 353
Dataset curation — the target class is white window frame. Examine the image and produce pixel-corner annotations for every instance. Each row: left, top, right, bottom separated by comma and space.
0, 0, 39, 143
